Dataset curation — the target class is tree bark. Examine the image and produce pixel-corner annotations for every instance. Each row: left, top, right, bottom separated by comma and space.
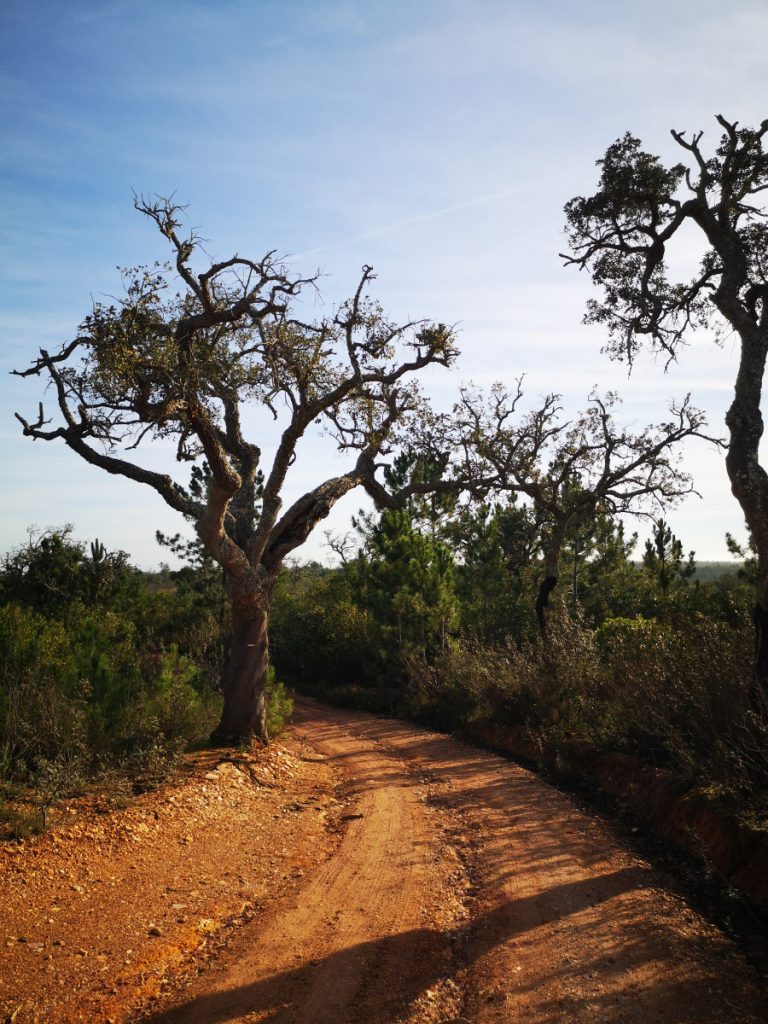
535, 575, 558, 635
723, 324, 768, 715
535, 525, 567, 637
751, 576, 768, 717
211, 596, 271, 745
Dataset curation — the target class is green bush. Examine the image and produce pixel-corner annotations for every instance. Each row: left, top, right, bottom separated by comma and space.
0, 603, 89, 774
592, 614, 751, 773
143, 645, 221, 744
405, 640, 523, 730
265, 666, 294, 737
0, 600, 222, 789
399, 607, 764, 820
271, 567, 371, 690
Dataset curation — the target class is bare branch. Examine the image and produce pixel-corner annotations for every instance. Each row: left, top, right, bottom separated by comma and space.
15, 199, 462, 590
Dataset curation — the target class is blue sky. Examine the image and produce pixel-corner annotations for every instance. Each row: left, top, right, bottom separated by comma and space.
2, 0, 767, 567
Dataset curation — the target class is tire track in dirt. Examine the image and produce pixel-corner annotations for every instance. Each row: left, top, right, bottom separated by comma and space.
141, 698, 765, 1024
142, 704, 469, 1023
320, 703, 766, 1024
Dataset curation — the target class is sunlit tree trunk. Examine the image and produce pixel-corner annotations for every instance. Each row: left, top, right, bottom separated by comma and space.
211, 588, 272, 745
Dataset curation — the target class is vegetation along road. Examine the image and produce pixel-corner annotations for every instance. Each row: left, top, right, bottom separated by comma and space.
1, 697, 765, 1024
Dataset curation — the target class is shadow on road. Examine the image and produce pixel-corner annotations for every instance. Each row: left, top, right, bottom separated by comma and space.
141, 867, 673, 1024
139, 701, 764, 1024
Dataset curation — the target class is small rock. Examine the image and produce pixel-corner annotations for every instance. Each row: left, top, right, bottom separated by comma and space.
148, 925, 162, 937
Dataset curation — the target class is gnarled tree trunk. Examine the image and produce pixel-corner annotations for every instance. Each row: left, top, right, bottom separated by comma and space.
535, 524, 566, 638
535, 574, 558, 635
211, 591, 272, 745
723, 320, 768, 716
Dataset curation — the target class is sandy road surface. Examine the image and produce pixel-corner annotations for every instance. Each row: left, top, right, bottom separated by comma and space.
1, 697, 765, 1023
143, 699, 765, 1024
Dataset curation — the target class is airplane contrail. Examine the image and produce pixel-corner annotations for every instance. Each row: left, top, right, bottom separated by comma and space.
292, 185, 525, 261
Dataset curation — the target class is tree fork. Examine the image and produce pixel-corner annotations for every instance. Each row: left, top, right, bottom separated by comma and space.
14, 197, 466, 748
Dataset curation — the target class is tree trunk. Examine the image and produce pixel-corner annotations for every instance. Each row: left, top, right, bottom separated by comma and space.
752, 577, 768, 717
535, 574, 558, 635
724, 326, 768, 715
535, 526, 566, 637
211, 597, 271, 745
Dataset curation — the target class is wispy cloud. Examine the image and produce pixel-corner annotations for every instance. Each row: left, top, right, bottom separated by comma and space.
2, 0, 767, 562
293, 185, 527, 259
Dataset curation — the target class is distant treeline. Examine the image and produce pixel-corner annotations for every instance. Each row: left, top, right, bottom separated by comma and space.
269, 497, 766, 830
1, 504, 765, 837
689, 562, 743, 583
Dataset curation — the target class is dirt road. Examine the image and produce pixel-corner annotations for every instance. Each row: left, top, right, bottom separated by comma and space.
1, 697, 765, 1023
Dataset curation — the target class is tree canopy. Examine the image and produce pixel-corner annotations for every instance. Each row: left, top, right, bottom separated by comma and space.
13, 184, 723, 738
14, 197, 463, 741
563, 114, 768, 710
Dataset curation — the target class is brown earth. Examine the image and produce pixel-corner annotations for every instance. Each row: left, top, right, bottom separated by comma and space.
1, 696, 765, 1024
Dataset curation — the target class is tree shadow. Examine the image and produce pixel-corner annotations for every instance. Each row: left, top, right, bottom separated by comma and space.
142, 868, 660, 1024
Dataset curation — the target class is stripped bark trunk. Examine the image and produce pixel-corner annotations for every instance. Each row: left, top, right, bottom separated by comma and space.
211, 590, 272, 745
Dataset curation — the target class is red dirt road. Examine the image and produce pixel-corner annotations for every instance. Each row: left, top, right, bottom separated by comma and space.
144, 699, 764, 1024
1, 697, 765, 1023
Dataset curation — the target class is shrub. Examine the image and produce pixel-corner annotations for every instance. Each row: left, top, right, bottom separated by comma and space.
593, 614, 752, 775
143, 645, 221, 745
405, 640, 524, 731
0, 600, 222, 788
0, 604, 88, 774
265, 666, 294, 738
271, 568, 371, 690
402, 609, 764, 819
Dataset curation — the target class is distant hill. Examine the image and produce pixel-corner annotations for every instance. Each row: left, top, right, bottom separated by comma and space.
630, 561, 744, 583
691, 562, 743, 583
